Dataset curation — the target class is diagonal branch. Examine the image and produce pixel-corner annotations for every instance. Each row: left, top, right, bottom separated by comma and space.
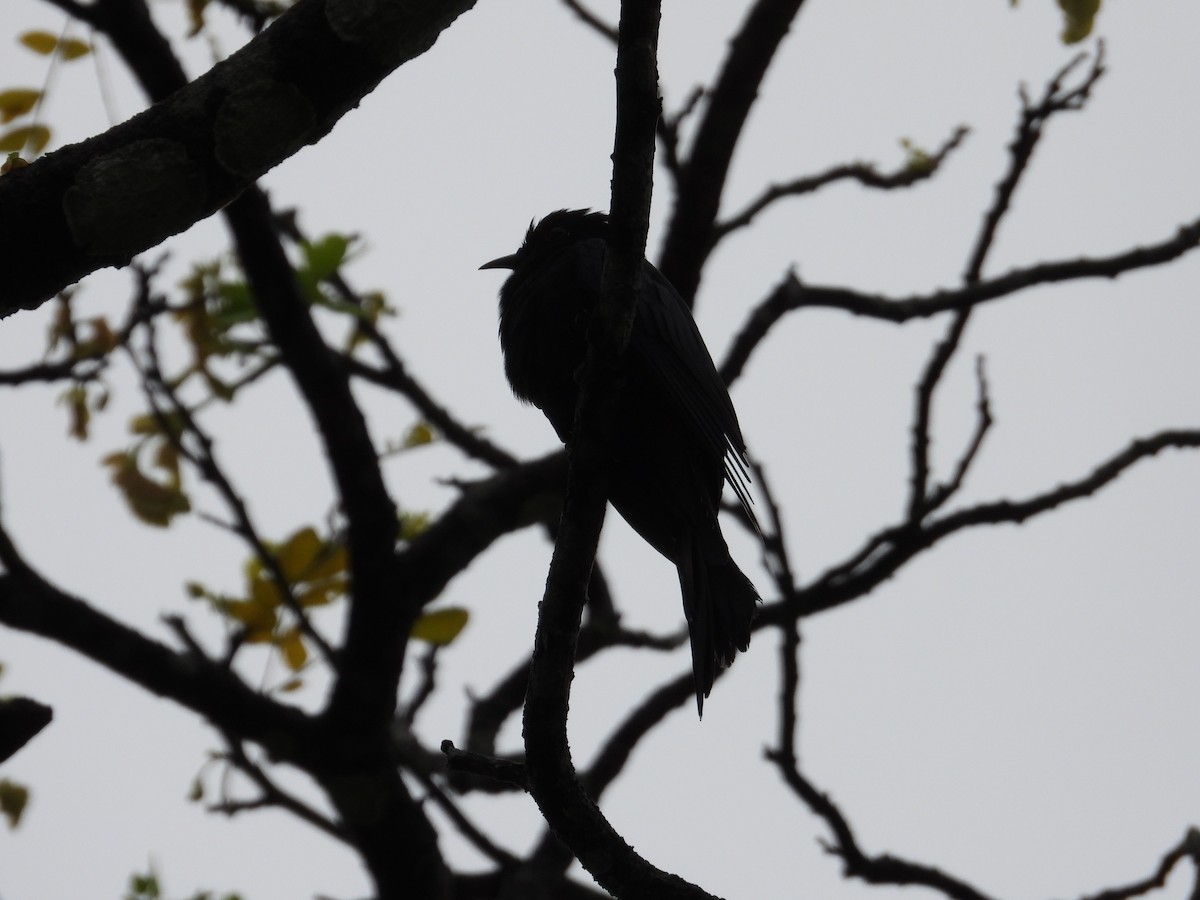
659, 0, 809, 306
754, 428, 1200, 626
0, 0, 478, 316
0, 528, 318, 758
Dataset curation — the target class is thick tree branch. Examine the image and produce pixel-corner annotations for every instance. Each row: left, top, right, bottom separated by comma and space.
0, 0, 477, 317
0, 533, 318, 757
221, 190, 405, 734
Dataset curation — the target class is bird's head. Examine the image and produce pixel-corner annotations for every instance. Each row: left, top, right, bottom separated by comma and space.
480, 208, 609, 273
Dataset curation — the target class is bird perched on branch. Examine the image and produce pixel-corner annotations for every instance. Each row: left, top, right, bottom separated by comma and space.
482, 208, 759, 715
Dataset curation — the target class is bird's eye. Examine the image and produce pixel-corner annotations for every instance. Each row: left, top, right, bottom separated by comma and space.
547, 226, 569, 243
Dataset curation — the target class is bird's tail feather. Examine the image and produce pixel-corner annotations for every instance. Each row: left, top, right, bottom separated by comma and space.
678, 532, 759, 716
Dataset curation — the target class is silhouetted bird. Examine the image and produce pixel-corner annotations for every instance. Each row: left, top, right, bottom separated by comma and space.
482, 209, 759, 715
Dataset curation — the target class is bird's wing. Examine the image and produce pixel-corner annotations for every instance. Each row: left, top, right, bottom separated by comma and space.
630, 262, 756, 521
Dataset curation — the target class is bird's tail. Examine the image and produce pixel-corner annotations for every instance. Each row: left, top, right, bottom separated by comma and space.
678, 532, 758, 716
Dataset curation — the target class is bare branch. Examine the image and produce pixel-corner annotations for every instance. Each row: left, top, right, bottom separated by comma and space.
924, 356, 993, 514
767, 752, 998, 900
766, 429, 1200, 624
660, 0, 810, 306
213, 738, 347, 842
441, 740, 528, 791
716, 126, 969, 242
720, 215, 1200, 385
908, 310, 972, 520
560, 0, 618, 42
1076, 828, 1200, 900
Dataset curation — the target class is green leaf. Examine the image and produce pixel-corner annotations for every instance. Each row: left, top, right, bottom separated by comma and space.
410, 607, 469, 645
212, 280, 258, 327
302, 233, 352, 282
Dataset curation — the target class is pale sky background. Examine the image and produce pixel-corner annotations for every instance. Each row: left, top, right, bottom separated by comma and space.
1, 2, 1199, 899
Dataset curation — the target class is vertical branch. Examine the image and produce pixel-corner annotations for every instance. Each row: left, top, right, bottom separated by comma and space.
523, 3, 719, 898
907, 47, 1105, 519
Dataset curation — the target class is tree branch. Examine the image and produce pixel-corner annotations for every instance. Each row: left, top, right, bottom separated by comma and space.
659, 0, 809, 305
0, 0, 478, 316
715, 126, 969, 242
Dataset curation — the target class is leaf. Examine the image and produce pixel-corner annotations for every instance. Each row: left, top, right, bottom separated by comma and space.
303, 541, 347, 582
302, 233, 351, 282
0, 89, 40, 123
0, 125, 50, 154
220, 598, 276, 640
1057, 0, 1100, 43
18, 31, 58, 55
58, 384, 90, 441
0, 779, 29, 828
186, 0, 212, 36
403, 421, 436, 449
277, 628, 308, 671
248, 575, 284, 610
398, 511, 430, 542
212, 280, 258, 327
276, 527, 322, 581
410, 607, 469, 645
104, 452, 191, 527
59, 38, 91, 60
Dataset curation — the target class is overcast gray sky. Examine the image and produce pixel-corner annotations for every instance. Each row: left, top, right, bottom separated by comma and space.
1, 2, 1199, 899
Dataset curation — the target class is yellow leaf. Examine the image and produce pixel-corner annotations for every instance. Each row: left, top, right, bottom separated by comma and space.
74, 316, 117, 357
296, 583, 339, 608
277, 628, 308, 671
0, 89, 40, 123
17, 32, 58, 55
221, 598, 277, 639
249, 576, 284, 609
1058, 0, 1100, 43
186, 0, 212, 36
398, 511, 430, 542
410, 607, 469, 646
0, 125, 50, 154
303, 542, 347, 582
59, 38, 91, 60
277, 527, 322, 581
403, 421, 436, 448
0, 779, 29, 829
58, 384, 90, 441
104, 452, 190, 527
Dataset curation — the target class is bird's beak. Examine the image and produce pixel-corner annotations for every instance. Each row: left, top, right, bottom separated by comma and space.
480, 253, 518, 271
